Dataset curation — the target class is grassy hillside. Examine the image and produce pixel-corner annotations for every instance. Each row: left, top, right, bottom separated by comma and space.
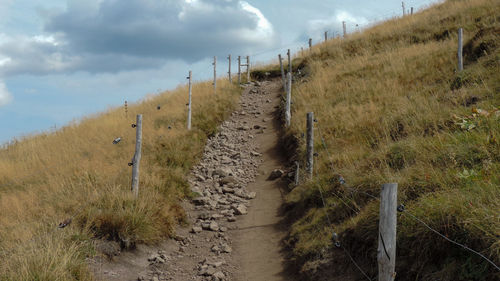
0, 78, 239, 280
258, 0, 499, 280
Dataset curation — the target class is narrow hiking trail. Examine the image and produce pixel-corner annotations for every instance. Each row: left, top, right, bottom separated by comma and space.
91, 79, 295, 281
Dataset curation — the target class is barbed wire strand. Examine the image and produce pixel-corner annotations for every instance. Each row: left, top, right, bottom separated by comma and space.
311, 136, 374, 281
315, 120, 500, 272
400, 210, 500, 271
340, 245, 376, 281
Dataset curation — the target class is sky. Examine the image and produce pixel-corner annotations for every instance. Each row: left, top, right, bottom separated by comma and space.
0, 0, 441, 144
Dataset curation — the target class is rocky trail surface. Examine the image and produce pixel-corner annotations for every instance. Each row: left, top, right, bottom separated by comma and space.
92, 79, 295, 281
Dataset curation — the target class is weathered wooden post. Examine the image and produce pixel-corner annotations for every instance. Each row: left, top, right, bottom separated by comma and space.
246, 56, 250, 82
309, 38, 312, 51
131, 114, 143, 197
213, 56, 217, 94
287, 49, 292, 74
411, 7, 414, 15
342, 21, 347, 38
294, 161, 300, 186
187, 71, 192, 130
378, 183, 398, 281
324, 31, 328, 42
228, 55, 232, 83
306, 112, 314, 179
402, 2, 406, 16
279, 54, 286, 90
285, 73, 292, 127
238, 56, 241, 84
458, 28, 464, 72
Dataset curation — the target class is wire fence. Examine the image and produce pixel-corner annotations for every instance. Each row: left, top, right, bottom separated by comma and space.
291, 118, 500, 278
2, 1, 490, 278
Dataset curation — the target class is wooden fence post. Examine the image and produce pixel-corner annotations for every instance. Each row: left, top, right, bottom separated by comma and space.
285, 72, 292, 127
213, 56, 217, 94
378, 183, 398, 281
402, 2, 406, 16
228, 55, 232, 83
246, 56, 250, 82
187, 71, 192, 130
306, 112, 314, 179
342, 21, 347, 38
279, 54, 286, 90
309, 38, 312, 51
411, 7, 414, 15
131, 114, 143, 197
295, 161, 300, 186
458, 28, 464, 72
324, 31, 328, 42
238, 56, 241, 84
287, 49, 292, 74
124, 101, 128, 118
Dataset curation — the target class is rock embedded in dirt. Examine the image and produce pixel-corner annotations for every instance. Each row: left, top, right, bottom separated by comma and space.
191, 226, 203, 233
209, 221, 220, 232
213, 271, 225, 279
268, 169, 284, 180
245, 192, 257, 199
219, 176, 237, 185
233, 204, 248, 215
221, 243, 232, 253
250, 151, 262, 157
193, 197, 210, 206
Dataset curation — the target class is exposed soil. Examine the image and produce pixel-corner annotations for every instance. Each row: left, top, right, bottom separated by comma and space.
91, 79, 295, 281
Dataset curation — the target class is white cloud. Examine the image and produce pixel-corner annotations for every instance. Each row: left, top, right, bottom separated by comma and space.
307, 10, 369, 38
239, 1, 274, 41
0, 81, 13, 106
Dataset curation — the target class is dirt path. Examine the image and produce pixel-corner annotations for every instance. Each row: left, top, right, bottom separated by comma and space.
230, 81, 290, 281
91, 79, 293, 281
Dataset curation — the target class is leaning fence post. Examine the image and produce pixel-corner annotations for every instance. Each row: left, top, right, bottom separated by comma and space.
458, 28, 464, 72
238, 56, 241, 84
131, 114, 143, 197
378, 183, 398, 281
342, 21, 347, 38
187, 71, 192, 130
213, 56, 217, 94
228, 55, 232, 83
246, 56, 250, 82
279, 54, 286, 90
294, 161, 300, 186
306, 112, 314, 179
287, 49, 292, 74
285, 73, 292, 127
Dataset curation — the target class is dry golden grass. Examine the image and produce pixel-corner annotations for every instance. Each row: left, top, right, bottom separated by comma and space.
254, 0, 500, 279
0, 78, 239, 280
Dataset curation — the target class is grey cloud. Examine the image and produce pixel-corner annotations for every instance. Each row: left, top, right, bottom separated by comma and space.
0, 0, 276, 76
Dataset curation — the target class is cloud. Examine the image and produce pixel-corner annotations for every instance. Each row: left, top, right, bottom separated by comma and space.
0, 0, 277, 76
306, 10, 369, 39
0, 81, 13, 106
